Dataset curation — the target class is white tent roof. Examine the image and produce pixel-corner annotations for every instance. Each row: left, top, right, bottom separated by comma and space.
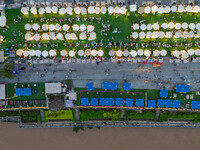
153, 23, 159, 30
186, 5, 192, 12
49, 49, 56, 56
171, 6, 177, 12
138, 7, 145, 14
108, 6, 114, 13
42, 24, 48, 31
133, 24, 139, 30
34, 33, 40, 41
60, 50, 67, 56
71, 33, 78, 40
24, 51, 29, 57
39, 8, 45, 15
196, 23, 200, 30
98, 50, 104, 56
56, 33, 63, 40
175, 23, 181, 30
182, 22, 188, 29
45, 83, 61, 94
79, 32, 87, 40
16, 49, 23, 56
146, 31, 152, 38
55, 24, 61, 31
195, 49, 200, 55
29, 50, 35, 56
168, 22, 174, 29
165, 32, 173, 38
123, 50, 129, 57
173, 50, 180, 58
159, 32, 165, 38
73, 24, 79, 31
35, 50, 41, 57
25, 24, 31, 30
66, 7, 73, 14
137, 49, 143, 56
144, 50, 151, 57
130, 4, 137, 12
42, 50, 48, 57
109, 50, 115, 56
178, 5, 184, 12
188, 49, 195, 55
80, 24, 86, 31
145, 6, 151, 13
65, 33, 71, 40
114, 7, 120, 13
52, 6, 58, 13
95, 7, 101, 14
25, 33, 32, 40
116, 50, 123, 57
42, 33, 49, 40
197, 30, 200, 37
147, 24, 152, 30
152, 31, 159, 38
88, 6, 95, 14
164, 6, 170, 13
193, 6, 199, 13
140, 24, 147, 30
59, 8, 66, 15
69, 50, 75, 57
101, 7, 107, 14
78, 50, 84, 56
161, 23, 168, 29
139, 32, 145, 39
161, 49, 167, 56
49, 32, 56, 40
182, 31, 188, 38
89, 32, 96, 40
188, 31, 194, 38
63, 24, 69, 31
153, 50, 160, 56
87, 25, 94, 32
74, 7, 81, 14
31, 7, 37, 14
132, 32, 138, 39
21, 7, 28, 15
91, 50, 97, 56
130, 50, 137, 57
32, 23, 39, 30
181, 50, 189, 58
49, 24, 55, 31
45, 7, 52, 13
189, 23, 195, 30
120, 7, 127, 14
81, 7, 87, 14
152, 5, 158, 13
0, 84, 5, 99
158, 6, 164, 13
175, 31, 181, 38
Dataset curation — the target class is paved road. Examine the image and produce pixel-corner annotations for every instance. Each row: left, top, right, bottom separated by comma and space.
1, 61, 200, 91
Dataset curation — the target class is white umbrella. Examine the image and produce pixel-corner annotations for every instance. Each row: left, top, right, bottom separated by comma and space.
153, 50, 160, 56
186, 5, 192, 12
175, 23, 181, 30
88, 6, 95, 14
24, 51, 29, 57
63, 24, 69, 31
159, 32, 165, 38
81, 7, 87, 14
59, 8, 66, 15
195, 49, 200, 55
130, 50, 137, 57
80, 24, 86, 31
49, 32, 56, 40
74, 7, 81, 14
189, 23, 195, 30
109, 50, 115, 56
101, 7, 107, 14
123, 50, 129, 57
137, 49, 143, 56
130, 5, 137, 12
42, 33, 49, 40
31, 7, 37, 15
79, 32, 87, 40
165, 32, 173, 38
133, 24, 140, 30
139, 32, 145, 39
175, 31, 182, 38
25, 24, 31, 30
161, 49, 167, 56
144, 50, 151, 57
178, 5, 184, 12
173, 50, 180, 58
193, 6, 199, 13
147, 24, 152, 30
98, 50, 104, 56
140, 24, 147, 30
49, 49, 56, 57
188, 49, 195, 55
69, 50, 75, 57
91, 50, 98, 56
181, 51, 189, 58
168, 22, 174, 29
52, 6, 58, 13
78, 50, 84, 56
21, 7, 28, 15
145, 6, 151, 13
120, 7, 127, 14
158, 6, 164, 13
171, 6, 177, 12
95, 7, 101, 14
45, 7, 52, 13
89, 32, 96, 40
65, 33, 71, 40
132, 32, 138, 39
49, 24, 55, 31
114, 7, 120, 13
55, 24, 61, 31
87, 25, 94, 32
42, 50, 48, 58
56, 33, 63, 40
85, 49, 91, 56
116, 50, 123, 57
161, 23, 168, 29
42, 24, 48, 31
153, 23, 159, 30
71, 33, 78, 40
146, 31, 152, 38
16, 49, 23, 56
25, 33, 32, 41
73, 24, 79, 31
108, 6, 114, 14
60, 50, 67, 56
29, 50, 35, 56
152, 5, 158, 13
0, 16, 6, 27
196, 23, 200, 30
152, 31, 159, 38
32, 23, 39, 30
164, 6, 170, 13
138, 7, 145, 14
35, 50, 41, 57
182, 22, 188, 29
66, 7, 73, 15
188, 31, 194, 38
197, 30, 200, 37
39, 8, 45, 15
34, 34, 40, 41
182, 31, 188, 38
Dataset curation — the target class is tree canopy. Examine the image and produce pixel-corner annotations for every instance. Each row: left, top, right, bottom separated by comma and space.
0, 63, 15, 79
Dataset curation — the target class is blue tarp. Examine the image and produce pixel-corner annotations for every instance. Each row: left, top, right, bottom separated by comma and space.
115, 98, 123, 106
123, 83, 131, 91
99, 98, 114, 106
90, 98, 98, 106
86, 83, 94, 91
15, 88, 31, 96
148, 100, 156, 108
102, 82, 117, 90
24, 88, 31, 96
136, 99, 144, 107
191, 101, 200, 109
175, 85, 190, 93
125, 98, 134, 107
81, 97, 89, 106
173, 100, 181, 108
157, 99, 173, 108
160, 89, 168, 98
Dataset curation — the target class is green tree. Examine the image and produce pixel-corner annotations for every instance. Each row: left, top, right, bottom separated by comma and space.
0, 63, 15, 79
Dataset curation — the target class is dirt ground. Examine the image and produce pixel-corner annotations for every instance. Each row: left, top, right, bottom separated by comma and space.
0, 122, 200, 150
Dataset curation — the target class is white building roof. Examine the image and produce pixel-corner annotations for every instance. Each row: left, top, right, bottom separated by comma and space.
45, 83, 61, 94
0, 84, 5, 99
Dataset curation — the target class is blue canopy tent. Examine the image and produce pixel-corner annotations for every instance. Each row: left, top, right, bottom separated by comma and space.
23, 88, 31, 96
160, 89, 168, 98
175, 85, 190, 93
102, 82, 117, 90
123, 83, 131, 91
157, 99, 173, 108
191, 101, 200, 109
81, 97, 89, 106
173, 100, 181, 108
99, 98, 114, 106
148, 100, 156, 108
86, 83, 94, 91
90, 98, 98, 106
115, 98, 123, 106
15, 88, 23, 96
136, 99, 144, 107
125, 98, 133, 107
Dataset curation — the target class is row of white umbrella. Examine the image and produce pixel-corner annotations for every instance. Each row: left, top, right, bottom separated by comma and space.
131, 31, 200, 39
172, 49, 200, 58
139, 5, 200, 14
25, 23, 95, 32
133, 23, 200, 31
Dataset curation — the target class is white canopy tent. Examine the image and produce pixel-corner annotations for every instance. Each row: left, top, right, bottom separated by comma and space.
65, 33, 71, 40
182, 22, 188, 29
130, 50, 137, 57
60, 50, 67, 57
42, 50, 49, 57
181, 50, 189, 59
116, 50, 123, 57
171, 6, 177, 12
87, 25, 94, 32
147, 24, 152, 30
42, 24, 48, 31
164, 6, 171, 13
144, 50, 151, 57
153, 50, 160, 57
78, 50, 84, 56
189, 23, 195, 30
34, 34, 40, 41
175, 31, 182, 38
25, 32, 32, 41
98, 50, 104, 56
21, 7, 29, 15
81, 7, 87, 14
120, 7, 127, 14
188, 31, 194, 38
63, 24, 69, 31
153, 23, 159, 30
45, 7, 52, 13
91, 50, 98, 56
139, 32, 145, 39
25, 24, 31, 30
79, 32, 87, 40
42, 33, 49, 40
35, 50, 41, 57
137, 49, 143, 56
175, 23, 181, 30
59, 8, 66, 15
56, 33, 64, 40
145, 6, 151, 13
159, 32, 165, 38
146, 31, 152, 38
49, 24, 55, 31
95, 7, 101, 14
29, 50, 35, 56
186, 5, 192, 12
140, 24, 147, 30
31, 7, 37, 15
72, 24, 79, 31
152, 5, 158, 13
193, 6, 199, 13
39, 8, 45, 15
70, 33, 78, 40
80, 24, 86, 31
55, 24, 61, 31
49, 32, 56, 40
172, 50, 180, 58
178, 5, 184, 12
52, 6, 58, 13
152, 31, 159, 38
101, 7, 107, 14
123, 50, 129, 57
196, 23, 200, 30
88, 6, 95, 14
16, 49, 23, 56
85, 49, 91, 56
161, 49, 167, 56
132, 32, 138, 39
195, 49, 200, 55
74, 7, 81, 14
49, 49, 56, 57
109, 50, 115, 56
114, 7, 120, 13
66, 7, 73, 15
188, 49, 195, 55
89, 32, 96, 40
32, 23, 40, 30
108, 6, 114, 14
130, 4, 137, 12
133, 24, 139, 30
69, 50, 75, 57
161, 23, 168, 29
168, 22, 174, 29
165, 32, 173, 38
158, 6, 164, 13
23, 51, 29, 57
